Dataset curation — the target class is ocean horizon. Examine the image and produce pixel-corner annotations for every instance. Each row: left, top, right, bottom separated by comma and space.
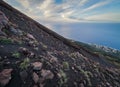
47, 23, 120, 50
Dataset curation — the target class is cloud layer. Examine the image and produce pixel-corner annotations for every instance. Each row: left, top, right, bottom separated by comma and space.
4, 0, 120, 23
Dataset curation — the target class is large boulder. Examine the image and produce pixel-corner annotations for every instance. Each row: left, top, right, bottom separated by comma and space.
0, 69, 13, 87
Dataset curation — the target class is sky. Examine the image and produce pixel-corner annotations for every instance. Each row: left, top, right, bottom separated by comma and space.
4, 0, 120, 23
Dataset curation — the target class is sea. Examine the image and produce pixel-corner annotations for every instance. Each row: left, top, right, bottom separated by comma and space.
47, 23, 120, 50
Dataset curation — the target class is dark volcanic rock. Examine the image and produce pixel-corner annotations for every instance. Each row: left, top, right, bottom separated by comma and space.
20, 70, 28, 83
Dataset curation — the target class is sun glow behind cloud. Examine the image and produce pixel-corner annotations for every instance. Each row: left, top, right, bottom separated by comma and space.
4, 0, 120, 23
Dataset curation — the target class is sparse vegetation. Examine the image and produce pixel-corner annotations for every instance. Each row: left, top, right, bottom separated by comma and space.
84, 71, 92, 86
40, 42, 47, 49
74, 41, 120, 67
58, 70, 68, 87
20, 58, 30, 69
106, 56, 120, 67
79, 68, 85, 74
3, 29, 9, 34
79, 68, 92, 86
12, 52, 20, 58
0, 38, 13, 44
63, 62, 69, 70
43, 44, 47, 49
69, 53, 77, 58
17, 41, 23, 45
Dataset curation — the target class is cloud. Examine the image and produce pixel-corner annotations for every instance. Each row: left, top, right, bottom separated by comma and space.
4, 0, 120, 23
17, 0, 29, 8
85, 13, 120, 22
81, 0, 111, 13
79, 0, 89, 6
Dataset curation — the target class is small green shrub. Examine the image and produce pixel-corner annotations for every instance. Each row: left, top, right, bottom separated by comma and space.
58, 70, 68, 87
40, 42, 47, 49
63, 62, 69, 70
20, 58, 30, 69
0, 38, 13, 44
3, 29, 9, 34
17, 41, 23, 45
12, 52, 20, 58
70, 53, 76, 58
43, 44, 47, 49
79, 69, 92, 86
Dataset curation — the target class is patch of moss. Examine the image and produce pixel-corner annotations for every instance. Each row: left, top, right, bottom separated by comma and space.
63, 62, 69, 70
20, 58, 30, 70
58, 70, 68, 87
2, 29, 9, 34
12, 52, 20, 58
0, 38, 13, 44
69, 53, 78, 58
79, 69, 92, 86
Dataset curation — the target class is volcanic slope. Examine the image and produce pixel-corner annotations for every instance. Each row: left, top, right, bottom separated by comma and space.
0, 1, 120, 87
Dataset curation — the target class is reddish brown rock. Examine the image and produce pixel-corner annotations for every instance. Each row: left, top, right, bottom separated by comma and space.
33, 72, 39, 84
0, 69, 13, 87
50, 56, 58, 64
41, 69, 54, 80
32, 62, 43, 71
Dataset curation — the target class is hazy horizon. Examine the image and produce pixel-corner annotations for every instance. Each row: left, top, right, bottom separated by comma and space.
42, 22, 120, 50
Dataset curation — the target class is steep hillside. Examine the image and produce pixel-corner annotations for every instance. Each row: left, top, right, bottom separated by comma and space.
74, 41, 120, 67
0, 1, 120, 87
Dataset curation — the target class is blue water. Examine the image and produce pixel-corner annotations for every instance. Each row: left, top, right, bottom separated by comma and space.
47, 23, 120, 50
